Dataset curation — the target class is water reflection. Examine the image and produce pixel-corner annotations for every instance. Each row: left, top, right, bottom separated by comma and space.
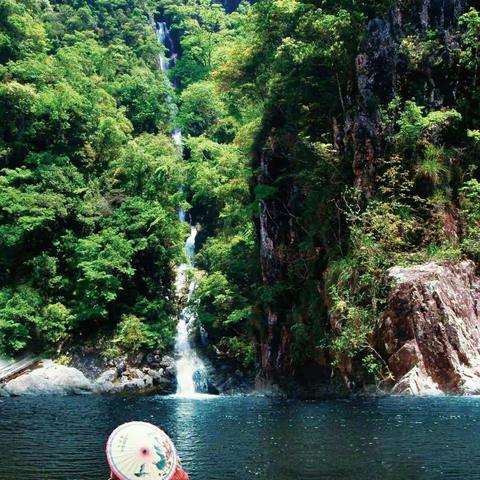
1, 395, 480, 479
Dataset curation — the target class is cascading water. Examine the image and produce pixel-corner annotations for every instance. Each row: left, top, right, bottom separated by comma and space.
156, 21, 177, 72
155, 19, 209, 396
174, 227, 209, 396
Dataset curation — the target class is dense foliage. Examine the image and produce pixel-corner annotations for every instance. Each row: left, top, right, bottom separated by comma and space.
0, 0, 183, 356
4, 0, 480, 387
215, 0, 480, 381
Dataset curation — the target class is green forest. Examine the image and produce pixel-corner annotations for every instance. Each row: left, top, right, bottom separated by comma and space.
2, 0, 480, 389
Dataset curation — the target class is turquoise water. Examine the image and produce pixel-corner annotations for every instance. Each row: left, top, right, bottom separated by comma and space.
0, 394, 479, 479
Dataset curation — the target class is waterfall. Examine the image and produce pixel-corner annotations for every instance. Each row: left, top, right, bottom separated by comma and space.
155, 19, 209, 397
185, 226, 197, 264
174, 263, 209, 396
156, 21, 177, 72
173, 219, 208, 396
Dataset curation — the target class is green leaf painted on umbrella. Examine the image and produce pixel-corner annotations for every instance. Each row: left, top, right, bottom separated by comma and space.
135, 464, 148, 477
154, 445, 167, 470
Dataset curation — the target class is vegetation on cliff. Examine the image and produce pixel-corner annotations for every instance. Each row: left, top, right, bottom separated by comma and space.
162, 0, 480, 384
226, 0, 480, 384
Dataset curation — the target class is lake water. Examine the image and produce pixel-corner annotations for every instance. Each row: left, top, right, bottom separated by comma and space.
0, 394, 479, 479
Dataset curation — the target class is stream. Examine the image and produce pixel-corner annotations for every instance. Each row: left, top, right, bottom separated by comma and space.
156, 19, 209, 396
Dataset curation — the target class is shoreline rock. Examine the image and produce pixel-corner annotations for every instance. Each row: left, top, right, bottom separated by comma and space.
0, 352, 178, 397
6, 259, 480, 399
1, 360, 92, 396
379, 260, 480, 395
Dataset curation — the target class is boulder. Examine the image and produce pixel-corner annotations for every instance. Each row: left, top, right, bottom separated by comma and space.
159, 355, 175, 369
3, 361, 93, 396
130, 368, 145, 380
145, 368, 164, 383
115, 358, 127, 376
391, 365, 442, 395
1, 356, 178, 396
380, 260, 480, 394
93, 366, 175, 395
94, 368, 119, 393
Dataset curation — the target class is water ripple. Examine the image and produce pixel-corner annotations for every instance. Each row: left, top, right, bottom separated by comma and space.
0, 395, 480, 479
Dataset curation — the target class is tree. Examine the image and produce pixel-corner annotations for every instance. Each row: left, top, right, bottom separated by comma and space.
115, 68, 174, 133
73, 228, 136, 322
178, 81, 226, 136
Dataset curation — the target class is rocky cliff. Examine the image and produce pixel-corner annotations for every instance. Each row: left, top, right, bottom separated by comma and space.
255, 0, 471, 393
257, 143, 298, 385
348, 0, 466, 198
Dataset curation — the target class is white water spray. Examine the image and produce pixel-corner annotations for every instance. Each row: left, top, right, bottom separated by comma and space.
155, 20, 208, 397
172, 221, 209, 396
174, 261, 209, 397
156, 21, 177, 72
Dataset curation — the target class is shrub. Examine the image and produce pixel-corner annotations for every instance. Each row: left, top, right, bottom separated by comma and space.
112, 314, 150, 354
218, 336, 255, 369
0, 287, 41, 355
460, 179, 480, 260
37, 303, 74, 345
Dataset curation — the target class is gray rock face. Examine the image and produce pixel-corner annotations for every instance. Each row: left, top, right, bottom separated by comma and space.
256, 146, 297, 385
204, 359, 254, 395
380, 260, 480, 394
93, 364, 175, 395
159, 355, 175, 369
92, 357, 177, 395
67, 348, 177, 395
1, 352, 177, 397
350, 0, 465, 197
2, 361, 93, 396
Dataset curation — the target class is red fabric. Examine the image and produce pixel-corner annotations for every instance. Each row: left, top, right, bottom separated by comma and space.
172, 466, 189, 480
110, 466, 188, 480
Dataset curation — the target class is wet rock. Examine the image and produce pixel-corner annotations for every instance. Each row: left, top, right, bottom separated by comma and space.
203, 356, 254, 395
94, 380, 117, 394
380, 260, 480, 394
93, 365, 176, 395
3, 361, 93, 396
159, 355, 175, 369
96, 368, 118, 384
391, 365, 442, 395
144, 368, 167, 385
153, 375, 176, 394
69, 347, 108, 380
123, 377, 150, 391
